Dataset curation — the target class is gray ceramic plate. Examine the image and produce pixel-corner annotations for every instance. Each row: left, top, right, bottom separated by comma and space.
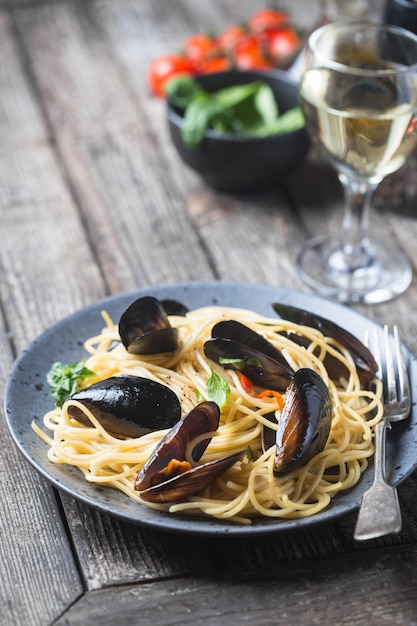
4, 281, 417, 536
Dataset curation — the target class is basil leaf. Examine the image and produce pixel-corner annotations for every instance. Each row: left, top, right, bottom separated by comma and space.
260, 106, 305, 136
216, 83, 278, 135
219, 357, 262, 370
181, 94, 227, 147
47, 360, 96, 407
246, 446, 254, 461
214, 82, 262, 108
206, 366, 230, 408
165, 75, 203, 110
176, 79, 304, 147
254, 83, 279, 126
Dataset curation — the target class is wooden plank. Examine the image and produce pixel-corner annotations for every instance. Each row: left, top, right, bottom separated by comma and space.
0, 6, 100, 625
13, 0, 214, 295
54, 543, 417, 626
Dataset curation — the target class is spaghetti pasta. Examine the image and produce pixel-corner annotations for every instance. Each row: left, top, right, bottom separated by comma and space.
32, 304, 383, 524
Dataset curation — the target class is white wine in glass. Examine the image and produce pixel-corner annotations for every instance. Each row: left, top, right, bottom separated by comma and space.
298, 22, 417, 303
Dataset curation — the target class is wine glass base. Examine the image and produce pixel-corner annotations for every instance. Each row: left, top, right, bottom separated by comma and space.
296, 236, 413, 304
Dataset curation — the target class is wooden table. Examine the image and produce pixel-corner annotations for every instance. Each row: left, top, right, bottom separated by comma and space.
2, 0, 417, 624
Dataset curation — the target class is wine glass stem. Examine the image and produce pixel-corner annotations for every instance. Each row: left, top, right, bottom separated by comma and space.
335, 177, 379, 273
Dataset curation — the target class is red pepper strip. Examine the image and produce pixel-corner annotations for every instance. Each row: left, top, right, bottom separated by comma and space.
256, 389, 284, 411
237, 372, 254, 394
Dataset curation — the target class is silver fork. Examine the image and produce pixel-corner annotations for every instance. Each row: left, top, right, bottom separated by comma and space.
354, 324, 411, 541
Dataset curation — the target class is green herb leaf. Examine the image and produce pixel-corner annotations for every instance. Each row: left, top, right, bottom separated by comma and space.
46, 360, 96, 407
260, 106, 305, 136
254, 83, 279, 126
219, 357, 262, 370
165, 75, 203, 110
206, 366, 230, 408
214, 82, 262, 108
181, 93, 227, 148
175, 79, 304, 147
246, 446, 254, 461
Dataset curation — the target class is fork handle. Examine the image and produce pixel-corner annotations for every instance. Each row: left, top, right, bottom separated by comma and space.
354, 421, 402, 541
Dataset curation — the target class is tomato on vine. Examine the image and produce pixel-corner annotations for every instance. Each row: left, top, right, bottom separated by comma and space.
248, 8, 290, 33
263, 27, 300, 62
182, 33, 220, 71
148, 54, 195, 97
233, 34, 270, 70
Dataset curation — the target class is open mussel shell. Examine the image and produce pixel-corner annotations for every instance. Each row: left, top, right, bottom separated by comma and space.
279, 330, 352, 384
272, 303, 377, 384
211, 320, 291, 369
160, 299, 189, 317
261, 411, 278, 453
135, 401, 221, 492
119, 296, 179, 355
274, 368, 332, 475
135, 401, 245, 503
204, 320, 293, 392
67, 375, 181, 438
138, 451, 243, 504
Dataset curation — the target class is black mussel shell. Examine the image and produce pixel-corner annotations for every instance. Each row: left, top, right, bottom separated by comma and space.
68, 375, 181, 438
204, 338, 293, 393
160, 299, 189, 317
274, 368, 332, 475
261, 411, 278, 453
138, 451, 243, 503
279, 330, 352, 384
135, 401, 245, 503
119, 296, 179, 355
272, 303, 377, 384
205, 319, 293, 392
211, 320, 291, 369
135, 401, 221, 492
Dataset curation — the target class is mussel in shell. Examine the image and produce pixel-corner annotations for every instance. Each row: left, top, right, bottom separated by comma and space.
273, 368, 332, 475
160, 299, 189, 317
272, 303, 377, 384
67, 375, 181, 438
204, 320, 294, 392
135, 401, 244, 503
119, 296, 180, 355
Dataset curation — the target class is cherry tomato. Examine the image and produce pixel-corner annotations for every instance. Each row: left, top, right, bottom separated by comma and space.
198, 55, 231, 74
233, 34, 271, 70
248, 8, 290, 33
182, 33, 219, 71
265, 27, 299, 62
147, 54, 194, 97
217, 24, 247, 52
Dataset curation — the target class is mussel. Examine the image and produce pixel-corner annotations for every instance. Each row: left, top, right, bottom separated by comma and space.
160, 299, 189, 317
272, 303, 377, 384
135, 401, 244, 503
273, 368, 332, 475
67, 375, 181, 438
204, 320, 294, 392
119, 296, 180, 355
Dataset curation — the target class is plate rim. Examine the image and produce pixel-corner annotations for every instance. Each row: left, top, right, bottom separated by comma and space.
4, 280, 417, 536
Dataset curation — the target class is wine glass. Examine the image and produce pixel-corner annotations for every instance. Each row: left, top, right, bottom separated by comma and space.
297, 21, 417, 303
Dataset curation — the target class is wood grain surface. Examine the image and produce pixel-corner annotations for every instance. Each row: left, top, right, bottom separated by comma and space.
1, 1, 417, 624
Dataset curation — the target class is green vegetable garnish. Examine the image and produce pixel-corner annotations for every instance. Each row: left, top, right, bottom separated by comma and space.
164, 74, 203, 109
167, 76, 305, 148
206, 366, 230, 408
46, 360, 96, 407
246, 446, 254, 461
219, 357, 262, 370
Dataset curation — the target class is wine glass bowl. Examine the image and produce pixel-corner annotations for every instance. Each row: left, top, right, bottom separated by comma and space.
297, 22, 417, 303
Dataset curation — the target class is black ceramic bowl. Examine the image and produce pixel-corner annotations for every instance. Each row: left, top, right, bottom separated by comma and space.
167, 69, 310, 193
